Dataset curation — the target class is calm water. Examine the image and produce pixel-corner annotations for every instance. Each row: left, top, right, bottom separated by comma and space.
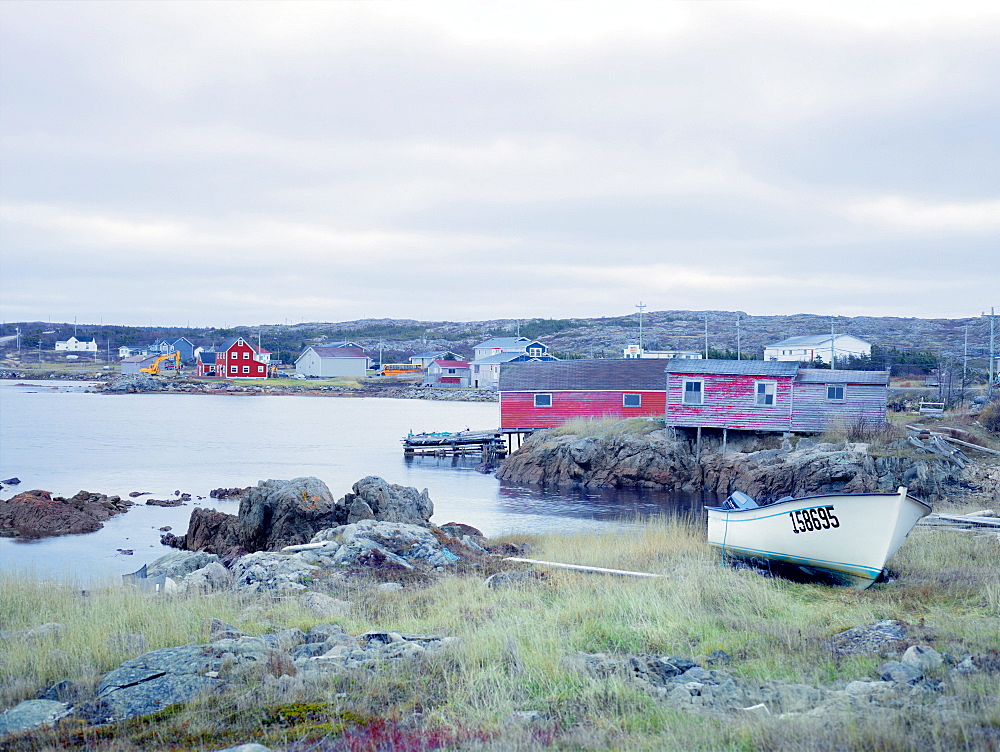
0, 381, 716, 582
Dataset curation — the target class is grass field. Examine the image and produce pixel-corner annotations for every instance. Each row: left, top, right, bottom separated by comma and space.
2, 516, 997, 751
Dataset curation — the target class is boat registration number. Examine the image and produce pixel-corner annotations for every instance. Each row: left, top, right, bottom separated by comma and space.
789, 506, 839, 534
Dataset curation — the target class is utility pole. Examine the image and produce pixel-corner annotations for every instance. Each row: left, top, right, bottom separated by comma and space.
704, 314, 709, 359
736, 314, 741, 360
986, 307, 996, 400
636, 302, 646, 352
830, 319, 836, 370
962, 324, 968, 406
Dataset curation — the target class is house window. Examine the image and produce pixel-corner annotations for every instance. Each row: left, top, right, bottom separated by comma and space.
754, 381, 776, 407
243, 351, 250, 359
683, 380, 703, 405
230, 365, 237, 374
243, 365, 250, 374
528, 347, 542, 357
827, 385, 845, 400
623, 393, 642, 407
534, 393, 552, 407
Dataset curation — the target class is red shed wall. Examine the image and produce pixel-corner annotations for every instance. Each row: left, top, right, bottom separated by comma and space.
500, 390, 666, 430
666, 373, 794, 431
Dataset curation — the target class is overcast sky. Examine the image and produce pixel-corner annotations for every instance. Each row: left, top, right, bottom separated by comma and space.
1, 1, 997, 328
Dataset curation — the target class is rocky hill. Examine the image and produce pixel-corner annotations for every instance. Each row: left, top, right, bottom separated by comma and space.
3, 311, 995, 369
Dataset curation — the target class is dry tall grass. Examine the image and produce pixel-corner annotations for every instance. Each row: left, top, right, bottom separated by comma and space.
2, 518, 998, 751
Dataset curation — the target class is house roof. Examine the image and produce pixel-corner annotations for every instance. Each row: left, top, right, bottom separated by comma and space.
665, 359, 800, 377
767, 334, 870, 348
499, 359, 673, 391
320, 341, 363, 349
412, 350, 449, 359
432, 360, 470, 368
219, 337, 267, 354
474, 352, 532, 365
795, 369, 889, 385
474, 337, 537, 350
305, 346, 366, 359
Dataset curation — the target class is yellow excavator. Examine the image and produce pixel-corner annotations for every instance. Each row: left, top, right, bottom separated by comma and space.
140, 351, 181, 376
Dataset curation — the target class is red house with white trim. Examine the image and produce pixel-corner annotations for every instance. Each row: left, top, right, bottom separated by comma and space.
197, 336, 270, 379
499, 359, 888, 433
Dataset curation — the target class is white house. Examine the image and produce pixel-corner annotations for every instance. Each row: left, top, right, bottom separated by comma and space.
764, 334, 872, 366
470, 337, 558, 389
473, 337, 550, 360
295, 345, 369, 378
623, 345, 702, 359
55, 336, 98, 353
410, 350, 460, 369
423, 360, 471, 387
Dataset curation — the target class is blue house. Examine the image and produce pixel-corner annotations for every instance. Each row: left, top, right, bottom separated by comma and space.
150, 337, 195, 363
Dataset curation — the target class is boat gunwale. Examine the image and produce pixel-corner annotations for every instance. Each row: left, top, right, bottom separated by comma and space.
704, 488, 931, 516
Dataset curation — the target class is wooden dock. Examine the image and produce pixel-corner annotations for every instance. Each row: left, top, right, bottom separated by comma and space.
402, 428, 537, 459
402, 429, 509, 459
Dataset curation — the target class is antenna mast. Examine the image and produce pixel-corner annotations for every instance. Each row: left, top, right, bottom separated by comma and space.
636, 301, 647, 351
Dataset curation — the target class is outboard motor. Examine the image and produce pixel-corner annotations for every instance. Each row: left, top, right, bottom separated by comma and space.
723, 491, 759, 511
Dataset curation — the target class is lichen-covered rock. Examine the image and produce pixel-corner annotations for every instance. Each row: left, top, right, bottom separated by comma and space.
0, 699, 72, 738
339, 476, 433, 526
238, 477, 342, 552
146, 550, 222, 579
229, 551, 318, 594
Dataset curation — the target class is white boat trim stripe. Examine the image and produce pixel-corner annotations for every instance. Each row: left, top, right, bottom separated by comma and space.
710, 543, 883, 578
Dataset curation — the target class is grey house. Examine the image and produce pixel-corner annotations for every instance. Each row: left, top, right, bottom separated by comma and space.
295, 346, 369, 378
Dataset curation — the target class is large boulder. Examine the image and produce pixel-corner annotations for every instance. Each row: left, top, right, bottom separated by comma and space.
168, 477, 435, 555
238, 477, 342, 552
0, 490, 131, 538
160, 507, 241, 555
339, 476, 433, 526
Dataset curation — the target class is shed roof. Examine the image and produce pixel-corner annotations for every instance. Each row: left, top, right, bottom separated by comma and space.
795, 369, 889, 385
499, 359, 671, 391
664, 359, 800, 377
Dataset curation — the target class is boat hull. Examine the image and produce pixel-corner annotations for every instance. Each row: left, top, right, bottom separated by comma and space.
706, 487, 931, 589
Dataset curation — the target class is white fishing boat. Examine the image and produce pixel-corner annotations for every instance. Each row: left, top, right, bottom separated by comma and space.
706, 486, 931, 589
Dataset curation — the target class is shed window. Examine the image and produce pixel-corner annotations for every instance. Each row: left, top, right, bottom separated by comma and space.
623, 393, 642, 407
827, 385, 845, 400
683, 380, 704, 405
534, 393, 552, 407
754, 381, 776, 407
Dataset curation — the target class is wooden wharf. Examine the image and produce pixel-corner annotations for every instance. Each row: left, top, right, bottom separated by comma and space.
402, 428, 532, 459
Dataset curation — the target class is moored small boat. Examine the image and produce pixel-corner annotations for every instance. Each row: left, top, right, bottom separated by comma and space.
705, 486, 931, 589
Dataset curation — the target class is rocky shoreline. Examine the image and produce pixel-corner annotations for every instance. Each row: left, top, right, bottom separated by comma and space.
1, 474, 997, 749
496, 426, 1000, 506
2, 372, 496, 402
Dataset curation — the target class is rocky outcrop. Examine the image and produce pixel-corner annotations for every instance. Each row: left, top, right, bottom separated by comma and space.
0, 490, 132, 538
497, 429, 965, 502
165, 476, 436, 556
160, 508, 242, 555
